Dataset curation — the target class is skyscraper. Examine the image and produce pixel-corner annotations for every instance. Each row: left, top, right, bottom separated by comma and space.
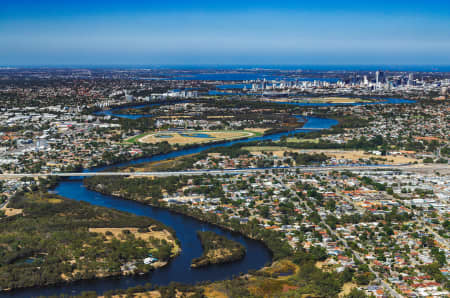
408, 73, 414, 86
376, 70, 385, 86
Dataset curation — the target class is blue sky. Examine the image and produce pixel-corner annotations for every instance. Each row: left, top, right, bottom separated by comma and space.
1, 0, 449, 66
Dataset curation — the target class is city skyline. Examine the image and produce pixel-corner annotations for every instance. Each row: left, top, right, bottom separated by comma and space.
1, 0, 450, 66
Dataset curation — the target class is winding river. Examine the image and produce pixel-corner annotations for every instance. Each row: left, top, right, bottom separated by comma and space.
3, 98, 414, 297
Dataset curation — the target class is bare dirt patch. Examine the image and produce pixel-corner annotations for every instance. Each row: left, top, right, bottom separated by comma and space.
339, 282, 358, 297
1, 205, 22, 217
202, 286, 229, 298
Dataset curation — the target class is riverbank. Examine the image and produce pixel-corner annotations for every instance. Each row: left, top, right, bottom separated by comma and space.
0, 192, 180, 292
3, 97, 417, 297
191, 231, 246, 268
83, 178, 288, 260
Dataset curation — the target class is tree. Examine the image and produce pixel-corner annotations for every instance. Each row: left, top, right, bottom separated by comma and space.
344, 288, 369, 298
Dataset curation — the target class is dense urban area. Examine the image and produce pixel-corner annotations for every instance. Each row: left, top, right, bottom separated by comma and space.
0, 67, 448, 298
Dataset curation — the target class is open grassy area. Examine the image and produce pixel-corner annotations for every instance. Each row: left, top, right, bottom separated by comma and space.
243, 146, 292, 152
243, 146, 419, 164
124, 155, 194, 172
129, 130, 262, 145
89, 227, 180, 256
301, 97, 373, 103
266, 96, 374, 104
125, 132, 149, 144
302, 149, 419, 164
282, 137, 320, 143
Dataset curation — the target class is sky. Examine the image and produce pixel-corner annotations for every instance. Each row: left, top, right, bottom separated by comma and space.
1, 0, 450, 66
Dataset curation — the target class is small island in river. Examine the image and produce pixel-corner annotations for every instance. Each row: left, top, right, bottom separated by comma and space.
191, 231, 246, 268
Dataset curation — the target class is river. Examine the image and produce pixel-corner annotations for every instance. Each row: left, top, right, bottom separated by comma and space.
3, 98, 414, 297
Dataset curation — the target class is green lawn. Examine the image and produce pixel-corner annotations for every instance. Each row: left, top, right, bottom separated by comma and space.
125, 129, 263, 144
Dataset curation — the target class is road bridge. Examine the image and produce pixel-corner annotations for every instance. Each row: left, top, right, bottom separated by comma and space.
0, 164, 446, 178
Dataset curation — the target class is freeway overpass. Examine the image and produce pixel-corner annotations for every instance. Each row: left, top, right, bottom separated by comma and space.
0, 164, 447, 178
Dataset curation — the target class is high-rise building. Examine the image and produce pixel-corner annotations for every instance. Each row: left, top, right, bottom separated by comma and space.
261, 79, 266, 90
124, 89, 134, 102
408, 73, 415, 86
376, 70, 384, 85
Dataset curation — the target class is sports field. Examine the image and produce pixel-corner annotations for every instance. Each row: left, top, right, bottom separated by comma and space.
267, 97, 373, 104
128, 130, 261, 145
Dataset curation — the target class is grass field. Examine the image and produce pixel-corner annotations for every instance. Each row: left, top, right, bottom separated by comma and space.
123, 154, 196, 172
126, 132, 149, 144
282, 137, 320, 143
243, 146, 292, 152
266, 96, 374, 104
127, 130, 262, 145
303, 97, 372, 103
243, 146, 418, 164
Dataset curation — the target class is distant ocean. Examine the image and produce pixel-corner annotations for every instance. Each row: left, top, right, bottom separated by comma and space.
5, 65, 450, 72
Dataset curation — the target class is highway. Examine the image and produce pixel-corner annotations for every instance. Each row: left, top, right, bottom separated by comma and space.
0, 164, 447, 178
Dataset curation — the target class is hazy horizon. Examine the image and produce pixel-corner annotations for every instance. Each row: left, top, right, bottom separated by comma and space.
1, 0, 449, 65
2, 65, 450, 72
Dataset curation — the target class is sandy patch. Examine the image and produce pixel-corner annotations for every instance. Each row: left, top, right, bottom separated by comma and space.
47, 198, 62, 203
90, 226, 170, 242
89, 226, 180, 255
100, 291, 162, 298
1, 206, 23, 217
339, 282, 358, 297
260, 259, 299, 278
202, 286, 228, 298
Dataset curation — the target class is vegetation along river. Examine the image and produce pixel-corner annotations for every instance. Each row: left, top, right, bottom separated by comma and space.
3, 98, 413, 297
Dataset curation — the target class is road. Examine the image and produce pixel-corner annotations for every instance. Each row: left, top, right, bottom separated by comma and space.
0, 164, 447, 178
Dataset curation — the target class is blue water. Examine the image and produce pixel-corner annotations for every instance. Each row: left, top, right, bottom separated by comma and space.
95, 98, 414, 120
171, 72, 343, 81
278, 97, 414, 107
156, 135, 173, 138
180, 133, 214, 138
89, 117, 332, 174
2, 98, 414, 297
94, 103, 158, 119
4, 183, 270, 297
